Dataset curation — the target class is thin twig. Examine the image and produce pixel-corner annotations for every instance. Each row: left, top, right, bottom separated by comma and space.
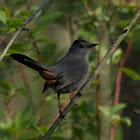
41, 8, 140, 140
0, 0, 50, 62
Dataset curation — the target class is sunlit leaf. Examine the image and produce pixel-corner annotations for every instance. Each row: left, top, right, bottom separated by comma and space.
119, 67, 140, 80
121, 117, 132, 127
0, 10, 7, 25
111, 114, 121, 122
111, 103, 126, 114
95, 7, 103, 20
112, 48, 124, 64
6, 49, 23, 56
0, 119, 12, 129
46, 95, 54, 102
99, 105, 110, 117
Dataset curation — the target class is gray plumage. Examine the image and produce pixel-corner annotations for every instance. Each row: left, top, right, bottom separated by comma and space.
10, 39, 98, 115
51, 39, 91, 93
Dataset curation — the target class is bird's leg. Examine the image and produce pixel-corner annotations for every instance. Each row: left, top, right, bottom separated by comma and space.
41, 82, 49, 94
57, 92, 65, 118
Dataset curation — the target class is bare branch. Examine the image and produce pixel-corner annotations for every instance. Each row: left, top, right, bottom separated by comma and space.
0, 0, 50, 62
41, 9, 140, 140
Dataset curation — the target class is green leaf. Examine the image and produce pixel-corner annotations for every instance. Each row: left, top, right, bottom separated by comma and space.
111, 114, 121, 122
10, 42, 28, 51
111, 103, 126, 114
91, 80, 98, 85
20, 11, 31, 17
0, 82, 12, 90
46, 95, 54, 102
116, 20, 129, 28
6, 49, 23, 56
95, 7, 103, 20
15, 88, 25, 97
119, 67, 140, 80
121, 117, 131, 127
36, 126, 48, 135
0, 119, 12, 129
99, 105, 110, 117
7, 18, 23, 28
112, 48, 123, 64
0, 10, 7, 25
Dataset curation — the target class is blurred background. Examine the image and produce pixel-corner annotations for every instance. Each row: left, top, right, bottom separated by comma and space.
0, 0, 140, 140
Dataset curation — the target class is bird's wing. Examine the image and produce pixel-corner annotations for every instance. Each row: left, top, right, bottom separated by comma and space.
39, 70, 56, 84
56, 61, 88, 91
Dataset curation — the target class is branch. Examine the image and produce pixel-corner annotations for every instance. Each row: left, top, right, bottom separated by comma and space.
0, 0, 50, 62
41, 9, 140, 140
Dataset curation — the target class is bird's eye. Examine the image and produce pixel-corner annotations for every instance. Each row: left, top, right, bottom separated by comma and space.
80, 44, 84, 48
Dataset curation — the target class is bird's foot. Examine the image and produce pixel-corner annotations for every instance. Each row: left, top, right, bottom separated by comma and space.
59, 110, 66, 120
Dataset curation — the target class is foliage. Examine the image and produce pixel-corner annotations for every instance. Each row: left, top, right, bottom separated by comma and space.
119, 67, 140, 80
0, 0, 140, 140
99, 104, 131, 127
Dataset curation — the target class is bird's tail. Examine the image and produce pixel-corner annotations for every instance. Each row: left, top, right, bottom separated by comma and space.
10, 54, 49, 72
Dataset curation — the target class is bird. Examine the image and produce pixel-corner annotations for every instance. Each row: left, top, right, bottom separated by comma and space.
10, 39, 98, 116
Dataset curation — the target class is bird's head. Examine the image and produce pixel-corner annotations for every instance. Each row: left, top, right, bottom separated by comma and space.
68, 39, 98, 56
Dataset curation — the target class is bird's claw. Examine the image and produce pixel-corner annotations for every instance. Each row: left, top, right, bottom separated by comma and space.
59, 110, 66, 120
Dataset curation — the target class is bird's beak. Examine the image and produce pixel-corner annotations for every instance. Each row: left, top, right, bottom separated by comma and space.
89, 44, 99, 48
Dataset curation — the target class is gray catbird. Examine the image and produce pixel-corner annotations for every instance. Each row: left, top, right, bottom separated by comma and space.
10, 39, 98, 116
